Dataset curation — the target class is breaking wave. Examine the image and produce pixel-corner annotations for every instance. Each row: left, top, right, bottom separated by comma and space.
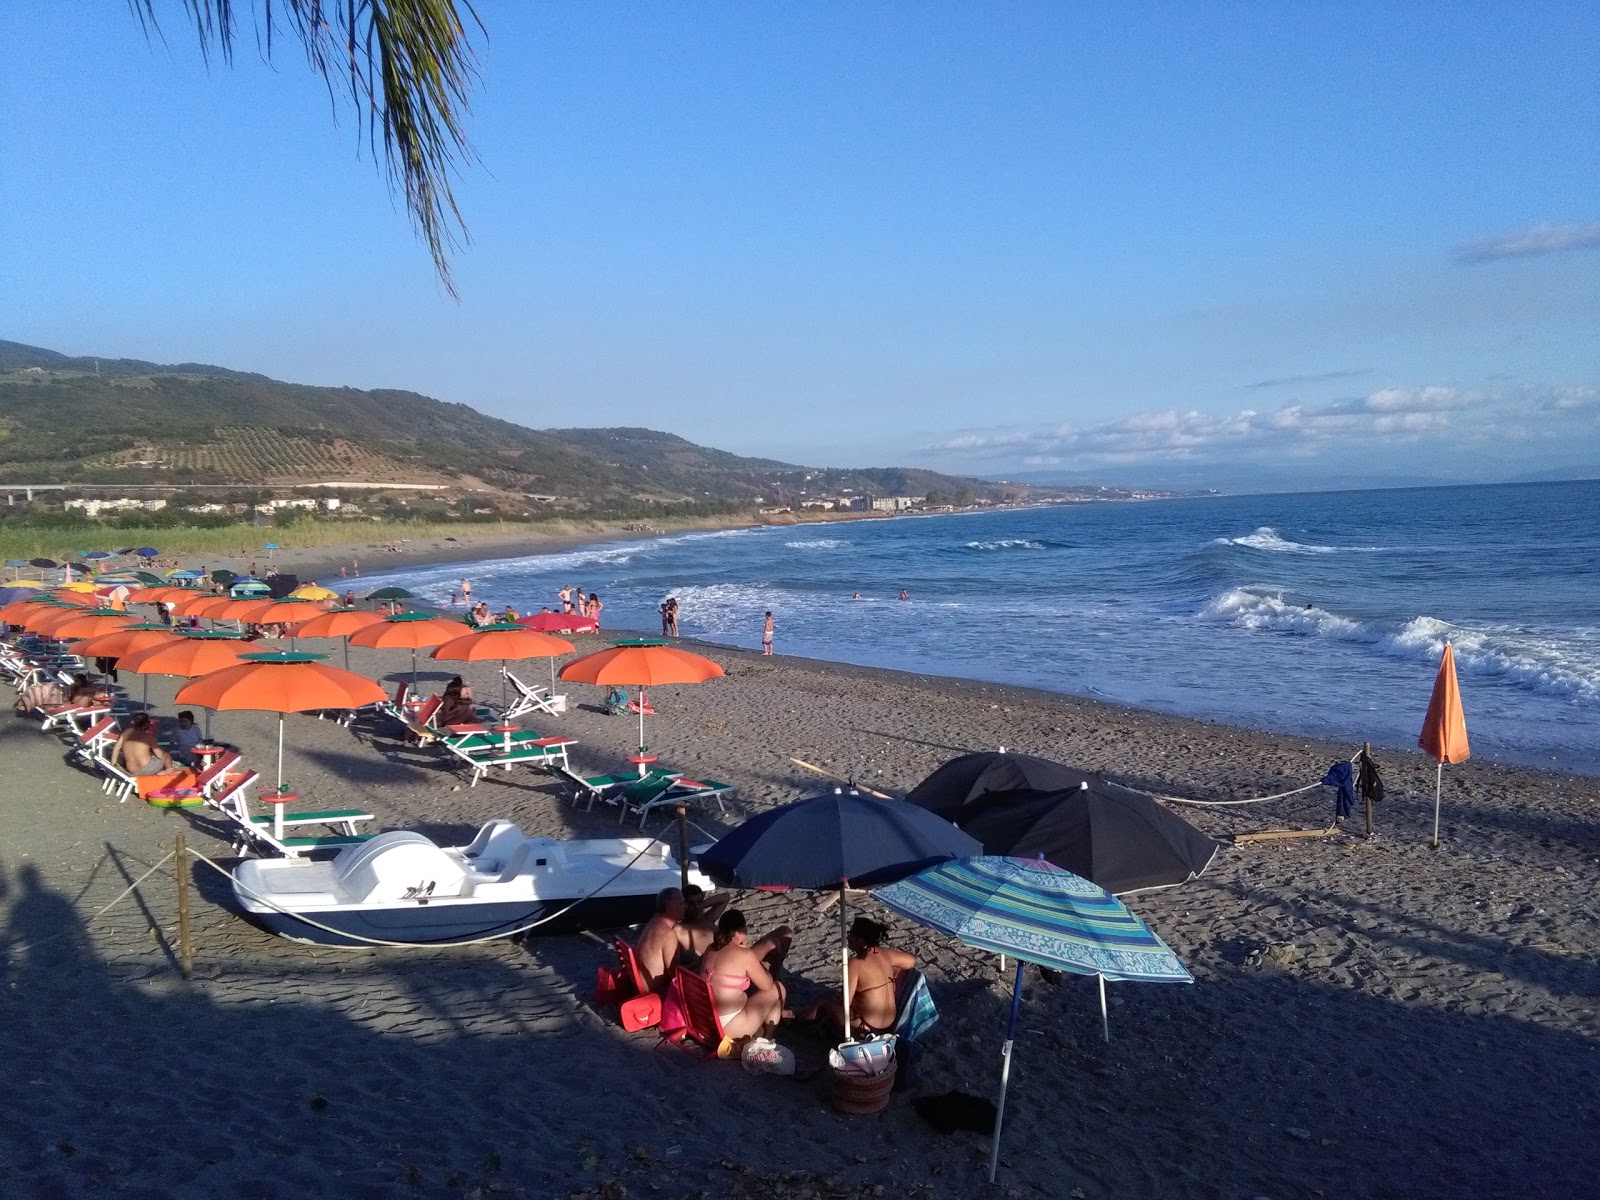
1202, 589, 1600, 703
963, 538, 1050, 552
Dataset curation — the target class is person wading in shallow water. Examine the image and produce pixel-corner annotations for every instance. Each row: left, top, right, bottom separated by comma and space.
762, 611, 774, 655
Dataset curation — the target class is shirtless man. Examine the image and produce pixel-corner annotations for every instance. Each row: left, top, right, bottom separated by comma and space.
679, 884, 730, 958
634, 888, 689, 991
112, 713, 173, 777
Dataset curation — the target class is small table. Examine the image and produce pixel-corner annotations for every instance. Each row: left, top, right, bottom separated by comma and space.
491, 723, 520, 754
627, 753, 658, 777
260, 793, 301, 842
192, 744, 226, 771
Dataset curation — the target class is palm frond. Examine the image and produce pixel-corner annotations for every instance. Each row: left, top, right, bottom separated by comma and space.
131, 0, 481, 297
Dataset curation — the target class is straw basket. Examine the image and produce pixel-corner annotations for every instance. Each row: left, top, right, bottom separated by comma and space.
829, 1040, 898, 1114
830, 1060, 897, 1113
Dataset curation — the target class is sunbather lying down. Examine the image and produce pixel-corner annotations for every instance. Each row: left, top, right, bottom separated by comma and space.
799, 917, 916, 1035
698, 909, 794, 1040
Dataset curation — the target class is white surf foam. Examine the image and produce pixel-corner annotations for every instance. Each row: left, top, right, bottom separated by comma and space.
1202, 589, 1600, 703
964, 539, 1048, 551
784, 538, 846, 550
1212, 526, 1339, 554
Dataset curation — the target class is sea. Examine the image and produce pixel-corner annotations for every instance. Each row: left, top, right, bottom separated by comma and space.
362, 480, 1600, 776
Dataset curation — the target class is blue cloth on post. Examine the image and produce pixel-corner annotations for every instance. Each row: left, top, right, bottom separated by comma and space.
1322, 761, 1356, 818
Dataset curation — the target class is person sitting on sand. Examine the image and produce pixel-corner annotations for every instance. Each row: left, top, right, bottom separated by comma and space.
112, 713, 174, 778
697, 909, 793, 1040
800, 917, 915, 1035
437, 676, 477, 727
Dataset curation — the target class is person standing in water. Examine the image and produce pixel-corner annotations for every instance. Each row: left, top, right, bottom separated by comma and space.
460, 578, 472, 604
762, 611, 774, 655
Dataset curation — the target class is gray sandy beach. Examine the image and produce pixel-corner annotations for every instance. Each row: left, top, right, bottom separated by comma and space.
3, 634, 1597, 1199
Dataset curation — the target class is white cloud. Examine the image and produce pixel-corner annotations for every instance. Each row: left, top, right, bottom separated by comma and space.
924, 383, 1592, 469
1457, 220, 1600, 263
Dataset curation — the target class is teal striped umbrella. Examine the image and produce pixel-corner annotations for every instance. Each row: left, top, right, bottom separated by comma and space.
875, 857, 1190, 1183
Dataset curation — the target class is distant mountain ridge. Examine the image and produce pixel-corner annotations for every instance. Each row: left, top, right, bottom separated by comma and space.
0, 339, 1012, 508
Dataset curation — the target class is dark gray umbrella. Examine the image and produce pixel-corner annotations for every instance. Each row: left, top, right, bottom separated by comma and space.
906, 752, 1220, 895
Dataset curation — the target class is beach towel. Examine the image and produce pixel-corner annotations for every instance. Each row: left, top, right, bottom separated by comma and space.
892, 968, 939, 1044
1322, 760, 1356, 819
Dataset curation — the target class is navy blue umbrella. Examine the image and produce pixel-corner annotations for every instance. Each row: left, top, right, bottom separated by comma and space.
701, 788, 981, 890
701, 788, 981, 1034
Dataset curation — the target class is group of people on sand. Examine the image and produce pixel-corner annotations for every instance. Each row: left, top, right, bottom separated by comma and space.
633, 887, 915, 1041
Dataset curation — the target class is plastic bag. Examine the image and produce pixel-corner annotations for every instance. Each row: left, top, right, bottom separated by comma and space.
741, 1037, 796, 1076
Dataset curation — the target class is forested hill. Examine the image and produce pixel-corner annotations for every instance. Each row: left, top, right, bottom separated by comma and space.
0, 339, 1014, 507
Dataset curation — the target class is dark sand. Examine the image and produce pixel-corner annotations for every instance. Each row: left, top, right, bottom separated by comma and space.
2, 633, 1597, 1199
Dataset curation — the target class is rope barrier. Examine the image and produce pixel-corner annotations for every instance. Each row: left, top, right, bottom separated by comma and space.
1141, 747, 1366, 808
186, 837, 667, 949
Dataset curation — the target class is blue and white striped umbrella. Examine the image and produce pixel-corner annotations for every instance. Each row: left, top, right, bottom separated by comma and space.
876, 857, 1191, 1184
875, 856, 1191, 983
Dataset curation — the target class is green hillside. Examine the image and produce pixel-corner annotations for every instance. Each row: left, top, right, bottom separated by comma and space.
0, 340, 1011, 508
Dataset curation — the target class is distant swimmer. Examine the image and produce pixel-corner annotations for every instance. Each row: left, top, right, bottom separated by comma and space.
899, 589, 909, 601
851, 592, 862, 600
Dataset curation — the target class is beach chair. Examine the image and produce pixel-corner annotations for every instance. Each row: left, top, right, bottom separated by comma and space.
596, 937, 664, 1032
39, 701, 110, 734
442, 729, 577, 786
560, 766, 639, 812
209, 771, 374, 857
501, 668, 562, 719
618, 774, 734, 829
94, 746, 143, 803
67, 715, 118, 767
657, 969, 727, 1058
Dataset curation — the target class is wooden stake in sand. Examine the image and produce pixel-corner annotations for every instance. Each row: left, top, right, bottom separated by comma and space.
789, 757, 893, 800
1363, 742, 1374, 838
675, 804, 690, 892
174, 833, 193, 980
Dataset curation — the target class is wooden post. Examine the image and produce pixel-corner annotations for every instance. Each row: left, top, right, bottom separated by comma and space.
175, 833, 193, 980
675, 804, 690, 892
1362, 742, 1374, 838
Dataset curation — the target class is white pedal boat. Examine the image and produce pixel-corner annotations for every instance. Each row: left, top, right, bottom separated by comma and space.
231, 820, 715, 947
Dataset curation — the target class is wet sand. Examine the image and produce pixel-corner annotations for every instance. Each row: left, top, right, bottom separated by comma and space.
2, 634, 1597, 1199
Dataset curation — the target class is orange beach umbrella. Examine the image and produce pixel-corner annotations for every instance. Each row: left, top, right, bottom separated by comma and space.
72, 624, 181, 707
178, 651, 386, 789
34, 608, 137, 640
348, 613, 467, 687
290, 607, 386, 670
433, 624, 575, 704
0, 598, 72, 627
1418, 642, 1470, 848
120, 632, 255, 680
172, 593, 232, 619
560, 639, 725, 754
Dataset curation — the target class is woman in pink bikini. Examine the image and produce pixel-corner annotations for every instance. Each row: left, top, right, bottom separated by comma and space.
697, 910, 792, 1039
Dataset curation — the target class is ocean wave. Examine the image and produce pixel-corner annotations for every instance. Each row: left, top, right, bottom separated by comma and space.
1212, 526, 1337, 554
785, 539, 846, 550
963, 538, 1049, 552
1202, 589, 1600, 703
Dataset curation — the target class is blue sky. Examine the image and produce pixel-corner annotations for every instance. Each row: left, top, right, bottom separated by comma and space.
3, 3, 1598, 490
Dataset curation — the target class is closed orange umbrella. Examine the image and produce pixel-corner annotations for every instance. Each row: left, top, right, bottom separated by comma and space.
177, 651, 386, 788
348, 613, 467, 687
291, 607, 386, 670
433, 624, 576, 704
560, 639, 725, 755
1418, 642, 1470, 848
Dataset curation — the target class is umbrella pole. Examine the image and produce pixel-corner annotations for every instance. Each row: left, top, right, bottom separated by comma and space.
987, 959, 1026, 1183
142, 676, 148, 712
1098, 974, 1109, 1043
501, 660, 508, 710
1440, 764, 1452, 851
839, 880, 852, 1037
277, 713, 285, 791
638, 688, 646, 754
343, 636, 350, 671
